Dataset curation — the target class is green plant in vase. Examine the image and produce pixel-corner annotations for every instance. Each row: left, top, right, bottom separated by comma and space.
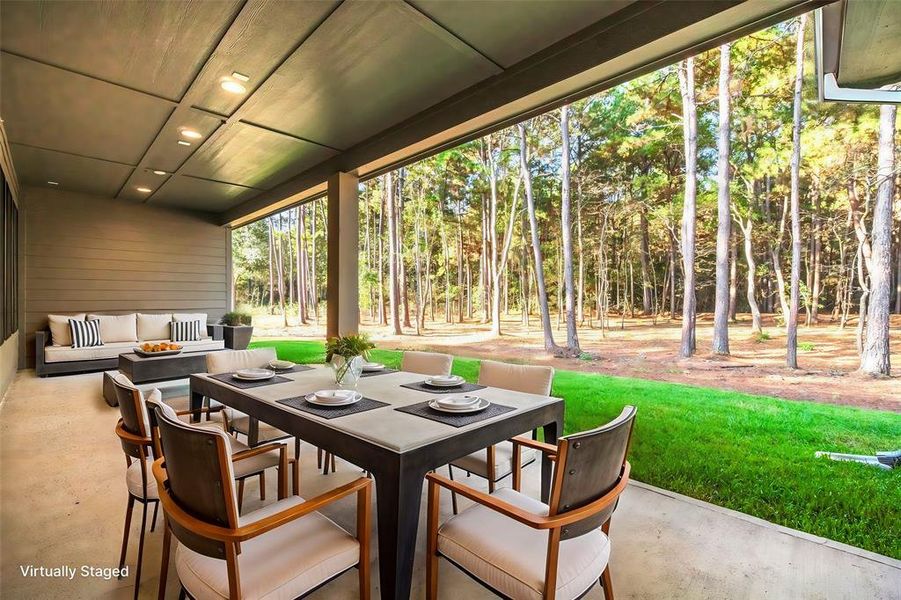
325, 334, 375, 388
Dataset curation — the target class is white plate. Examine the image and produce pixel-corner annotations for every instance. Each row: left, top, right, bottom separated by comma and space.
235, 368, 275, 381
269, 359, 296, 370
305, 391, 362, 407
435, 394, 480, 409
428, 397, 490, 414
362, 362, 385, 372
313, 389, 357, 403
425, 375, 464, 388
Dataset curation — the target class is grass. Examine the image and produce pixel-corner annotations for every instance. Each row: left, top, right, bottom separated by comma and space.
251, 339, 901, 559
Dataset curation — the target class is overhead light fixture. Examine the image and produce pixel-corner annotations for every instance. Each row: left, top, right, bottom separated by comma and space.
177, 140, 192, 146
220, 79, 247, 94
231, 71, 250, 82
180, 128, 202, 140
47, 181, 59, 185
152, 170, 167, 175
136, 187, 152, 193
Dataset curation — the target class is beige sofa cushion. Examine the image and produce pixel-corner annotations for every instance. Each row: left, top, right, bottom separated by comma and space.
137, 313, 173, 341
176, 496, 359, 600
88, 313, 138, 343
48, 313, 85, 347
438, 487, 610, 600
173, 312, 208, 324
44, 338, 224, 363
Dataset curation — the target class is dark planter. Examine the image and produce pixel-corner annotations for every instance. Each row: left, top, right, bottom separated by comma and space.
222, 325, 254, 350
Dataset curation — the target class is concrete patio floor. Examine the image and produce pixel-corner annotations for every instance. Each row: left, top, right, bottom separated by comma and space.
1, 370, 898, 599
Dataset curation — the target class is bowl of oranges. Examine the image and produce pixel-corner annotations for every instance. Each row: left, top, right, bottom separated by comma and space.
133, 342, 183, 357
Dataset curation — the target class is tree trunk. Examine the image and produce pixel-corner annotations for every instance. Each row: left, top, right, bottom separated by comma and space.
859, 104, 896, 375
577, 182, 585, 324
267, 217, 275, 313
678, 57, 698, 358
560, 105, 581, 354
786, 15, 806, 369
397, 171, 412, 329
274, 214, 288, 327
386, 172, 402, 335
520, 122, 560, 353
771, 194, 791, 323
377, 185, 386, 326
311, 202, 320, 324
639, 206, 652, 314
809, 186, 822, 325
728, 230, 739, 322
712, 43, 732, 355
296, 207, 307, 324
739, 217, 763, 333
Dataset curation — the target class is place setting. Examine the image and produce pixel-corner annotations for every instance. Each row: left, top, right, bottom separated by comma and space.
267, 358, 314, 375
396, 392, 515, 427
359, 360, 399, 377
400, 373, 487, 394
277, 388, 389, 419
210, 367, 293, 389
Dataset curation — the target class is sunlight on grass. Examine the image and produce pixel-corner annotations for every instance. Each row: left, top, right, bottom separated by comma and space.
250, 339, 901, 559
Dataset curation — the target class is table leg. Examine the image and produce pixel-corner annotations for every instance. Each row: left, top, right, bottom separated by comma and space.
373, 462, 426, 600
541, 409, 563, 503
190, 390, 204, 423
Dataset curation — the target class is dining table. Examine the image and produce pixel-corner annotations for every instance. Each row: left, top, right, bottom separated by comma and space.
189, 365, 564, 600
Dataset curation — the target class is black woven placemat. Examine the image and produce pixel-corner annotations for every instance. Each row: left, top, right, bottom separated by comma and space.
276, 396, 389, 419
400, 381, 487, 394
209, 373, 292, 389
270, 364, 314, 375
395, 401, 515, 427
360, 368, 399, 378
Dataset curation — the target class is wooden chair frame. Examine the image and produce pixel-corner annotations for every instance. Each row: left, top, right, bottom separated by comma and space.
427, 435, 631, 600
153, 456, 373, 600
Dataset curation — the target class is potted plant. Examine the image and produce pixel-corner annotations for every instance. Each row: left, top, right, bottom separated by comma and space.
325, 334, 375, 389
219, 310, 254, 350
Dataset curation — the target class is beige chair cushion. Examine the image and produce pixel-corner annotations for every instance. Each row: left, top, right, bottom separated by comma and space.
451, 441, 537, 481
44, 339, 224, 363
173, 312, 208, 324
136, 313, 173, 341
478, 360, 554, 396
229, 415, 291, 444
438, 488, 610, 600
47, 313, 85, 346
401, 351, 453, 376
88, 313, 138, 343
176, 496, 359, 600
206, 348, 277, 374
126, 459, 158, 500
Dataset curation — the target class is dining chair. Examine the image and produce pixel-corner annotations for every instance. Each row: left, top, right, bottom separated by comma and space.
112, 375, 163, 600
151, 404, 373, 600
145, 394, 298, 509
426, 406, 636, 600
401, 350, 453, 376
447, 360, 554, 512
205, 348, 302, 485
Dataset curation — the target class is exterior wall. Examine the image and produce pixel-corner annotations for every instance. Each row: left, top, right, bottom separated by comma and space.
0, 332, 17, 400
21, 186, 228, 367
0, 120, 19, 396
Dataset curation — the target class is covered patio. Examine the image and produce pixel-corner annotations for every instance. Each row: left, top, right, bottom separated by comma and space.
1, 1, 899, 599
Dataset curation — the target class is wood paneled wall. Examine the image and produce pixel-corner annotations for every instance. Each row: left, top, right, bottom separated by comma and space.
22, 186, 228, 367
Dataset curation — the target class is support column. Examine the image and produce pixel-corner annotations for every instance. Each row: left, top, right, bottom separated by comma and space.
326, 172, 360, 339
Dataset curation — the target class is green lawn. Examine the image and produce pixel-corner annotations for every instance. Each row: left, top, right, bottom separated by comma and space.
251, 339, 901, 559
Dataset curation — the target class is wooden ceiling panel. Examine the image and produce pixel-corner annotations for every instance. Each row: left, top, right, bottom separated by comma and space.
181, 123, 339, 190
409, 1, 635, 68
240, 0, 501, 150
191, 0, 340, 117
0, 0, 242, 100
10, 144, 132, 197
151, 175, 258, 212
139, 109, 225, 175
1, 54, 173, 165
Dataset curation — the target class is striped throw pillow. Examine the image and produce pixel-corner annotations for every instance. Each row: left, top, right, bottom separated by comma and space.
171, 319, 202, 342
69, 318, 103, 348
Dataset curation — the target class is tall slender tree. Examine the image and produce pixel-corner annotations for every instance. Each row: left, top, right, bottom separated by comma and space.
678, 57, 698, 358
560, 105, 581, 354
386, 172, 402, 335
712, 43, 732, 355
786, 15, 806, 369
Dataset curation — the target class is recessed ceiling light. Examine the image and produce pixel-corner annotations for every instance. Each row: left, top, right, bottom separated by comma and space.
220, 79, 247, 94
180, 129, 202, 140
136, 187, 152, 193
231, 71, 250, 82
177, 140, 192, 146
152, 170, 167, 175
47, 181, 59, 185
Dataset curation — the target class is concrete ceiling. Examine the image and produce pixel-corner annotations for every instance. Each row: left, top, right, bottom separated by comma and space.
1, 0, 826, 225
834, 0, 901, 88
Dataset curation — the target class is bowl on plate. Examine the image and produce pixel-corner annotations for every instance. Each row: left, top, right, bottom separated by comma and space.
435, 394, 480, 409
425, 374, 464, 387
235, 368, 275, 381
313, 389, 357, 404
269, 359, 296, 370
361, 361, 385, 372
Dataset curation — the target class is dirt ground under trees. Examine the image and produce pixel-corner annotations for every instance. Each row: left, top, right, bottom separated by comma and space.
252, 312, 900, 413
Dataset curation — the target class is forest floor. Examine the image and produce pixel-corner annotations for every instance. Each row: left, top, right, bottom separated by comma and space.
251, 311, 901, 412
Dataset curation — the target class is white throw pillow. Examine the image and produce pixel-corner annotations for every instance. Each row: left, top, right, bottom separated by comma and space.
48, 313, 85, 347
137, 313, 173, 341
88, 314, 138, 343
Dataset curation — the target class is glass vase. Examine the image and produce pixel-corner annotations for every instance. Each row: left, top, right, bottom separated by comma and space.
331, 355, 363, 389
